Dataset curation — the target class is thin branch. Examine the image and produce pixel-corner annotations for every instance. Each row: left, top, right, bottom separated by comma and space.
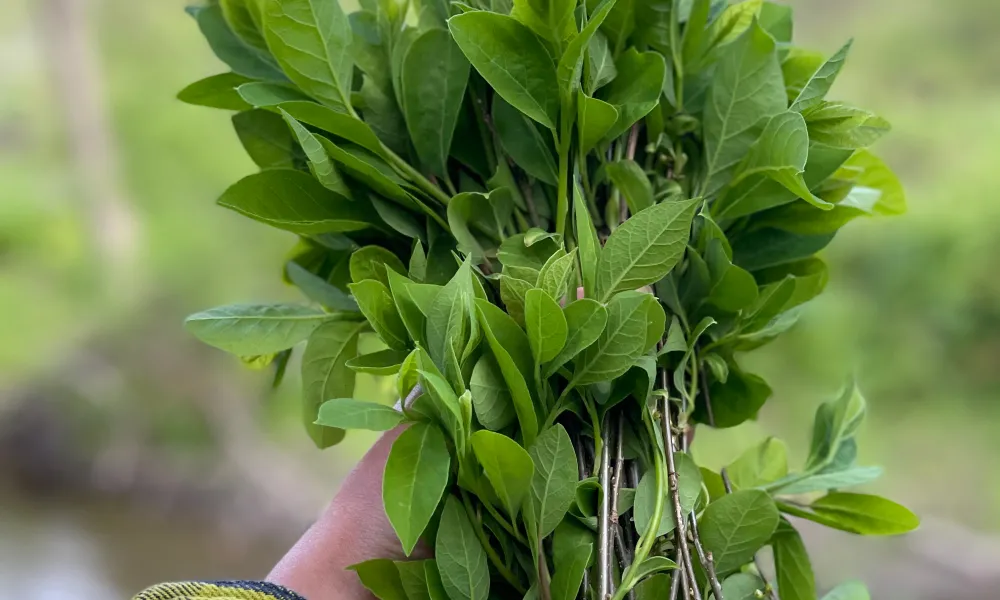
660, 373, 703, 600
690, 516, 725, 600
610, 415, 625, 525
598, 414, 613, 600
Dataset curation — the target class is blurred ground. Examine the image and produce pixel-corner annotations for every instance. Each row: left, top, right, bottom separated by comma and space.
1, 0, 999, 598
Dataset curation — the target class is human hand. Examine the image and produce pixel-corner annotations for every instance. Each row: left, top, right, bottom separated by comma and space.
267, 426, 427, 600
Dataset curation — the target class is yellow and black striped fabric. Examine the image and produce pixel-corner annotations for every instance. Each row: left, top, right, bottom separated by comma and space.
134, 581, 306, 600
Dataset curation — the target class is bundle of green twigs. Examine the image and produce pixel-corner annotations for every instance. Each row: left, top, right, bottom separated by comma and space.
180, 0, 917, 598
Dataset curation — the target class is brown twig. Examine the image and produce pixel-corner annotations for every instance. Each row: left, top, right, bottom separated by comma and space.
660, 371, 702, 600
690, 517, 725, 600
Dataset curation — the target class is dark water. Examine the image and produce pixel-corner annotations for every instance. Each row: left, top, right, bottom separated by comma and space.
0, 490, 291, 599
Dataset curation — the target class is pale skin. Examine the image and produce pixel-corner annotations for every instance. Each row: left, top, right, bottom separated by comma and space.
268, 426, 425, 600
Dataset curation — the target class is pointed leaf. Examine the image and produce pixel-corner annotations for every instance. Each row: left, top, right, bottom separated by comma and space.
185, 303, 328, 356
263, 0, 354, 110
302, 320, 365, 448
596, 198, 699, 302
436, 496, 491, 600
698, 489, 780, 574
527, 424, 578, 539
471, 430, 535, 518
385, 422, 452, 556
218, 169, 380, 234
402, 28, 470, 177
317, 398, 406, 431
449, 12, 560, 129
525, 289, 569, 365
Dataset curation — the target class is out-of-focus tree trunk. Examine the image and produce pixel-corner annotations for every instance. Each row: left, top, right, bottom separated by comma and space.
34, 0, 141, 299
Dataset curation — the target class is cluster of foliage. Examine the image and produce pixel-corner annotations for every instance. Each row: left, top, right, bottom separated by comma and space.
180, 0, 917, 599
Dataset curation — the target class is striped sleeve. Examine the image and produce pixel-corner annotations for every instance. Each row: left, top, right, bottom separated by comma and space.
134, 581, 307, 600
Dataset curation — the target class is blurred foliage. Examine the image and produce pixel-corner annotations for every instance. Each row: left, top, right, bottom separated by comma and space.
0, 0, 998, 534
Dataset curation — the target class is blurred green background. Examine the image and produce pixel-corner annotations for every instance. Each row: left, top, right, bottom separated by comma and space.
1, 0, 998, 598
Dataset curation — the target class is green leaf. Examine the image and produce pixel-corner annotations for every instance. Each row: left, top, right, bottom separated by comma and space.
577, 93, 619, 156
544, 299, 607, 378
805, 382, 867, 470
633, 470, 670, 537
573, 183, 602, 298
262, 0, 354, 111
707, 0, 763, 47
436, 496, 491, 600
556, 0, 617, 101
798, 492, 919, 536
218, 169, 380, 234
192, 3, 285, 81
449, 12, 560, 129
734, 111, 833, 210
732, 228, 836, 272
694, 363, 771, 428
237, 81, 312, 106
703, 19, 786, 197
498, 233, 562, 276
776, 467, 884, 496
527, 424, 578, 539
396, 560, 431, 600
549, 539, 592, 600
720, 573, 768, 600
728, 437, 788, 490
493, 96, 558, 185
511, 0, 576, 46
185, 303, 328, 356
596, 198, 699, 302
629, 556, 678, 582
386, 270, 439, 348
350, 558, 408, 600
634, 574, 671, 600
471, 430, 535, 518
418, 367, 466, 450
790, 40, 852, 114
806, 103, 891, 150
597, 48, 666, 141
571, 292, 657, 385
384, 422, 452, 555
698, 489, 780, 574
316, 398, 406, 431
470, 354, 517, 430
424, 561, 450, 600
705, 238, 759, 312
634, 452, 701, 537
287, 261, 360, 312
772, 519, 817, 600
350, 280, 410, 351
178, 73, 254, 110
275, 100, 385, 155
449, 189, 512, 261
552, 519, 596, 571
319, 138, 413, 205
607, 160, 653, 215
351, 245, 408, 286
232, 109, 296, 168
538, 248, 578, 301
401, 28, 470, 177
302, 320, 366, 448
525, 289, 569, 365
475, 300, 539, 445
280, 109, 350, 195
426, 260, 476, 389
347, 348, 410, 375
820, 582, 870, 600
585, 32, 616, 95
